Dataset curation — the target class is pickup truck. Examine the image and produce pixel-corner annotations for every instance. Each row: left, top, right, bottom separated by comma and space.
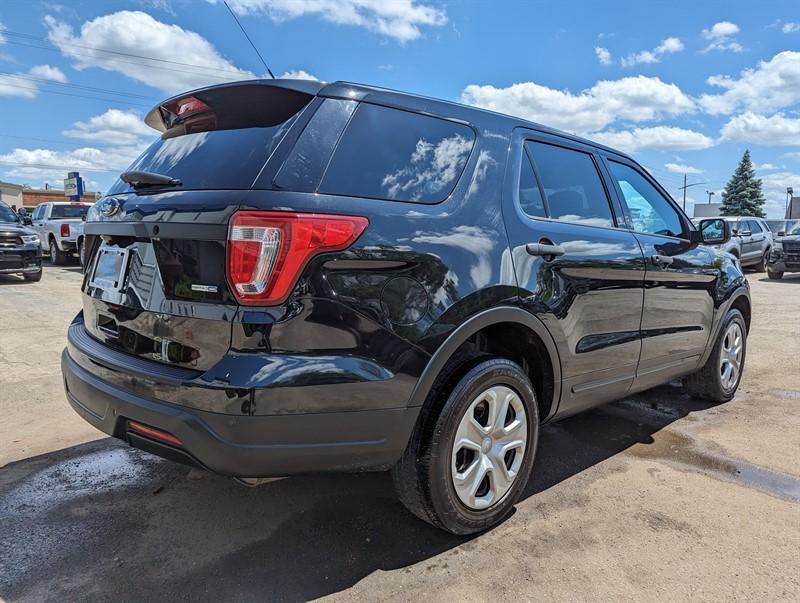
29, 202, 91, 265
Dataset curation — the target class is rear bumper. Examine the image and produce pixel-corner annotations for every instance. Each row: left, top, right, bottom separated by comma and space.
62, 346, 419, 478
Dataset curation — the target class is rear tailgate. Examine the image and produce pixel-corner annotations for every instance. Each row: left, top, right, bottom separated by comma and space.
82, 191, 242, 371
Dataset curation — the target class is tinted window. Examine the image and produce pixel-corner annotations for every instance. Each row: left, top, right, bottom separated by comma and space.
608, 161, 684, 238
50, 204, 89, 219
525, 141, 613, 227
0, 203, 19, 223
275, 99, 357, 192
319, 103, 475, 203
748, 220, 763, 233
518, 153, 546, 218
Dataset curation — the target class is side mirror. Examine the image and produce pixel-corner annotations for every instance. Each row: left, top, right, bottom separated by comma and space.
22, 216, 33, 226
778, 231, 786, 237
737, 229, 752, 237
698, 218, 730, 245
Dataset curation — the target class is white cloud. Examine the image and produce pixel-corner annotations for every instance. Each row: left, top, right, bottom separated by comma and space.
620, 36, 684, 67
759, 171, 800, 216
754, 162, 780, 171
44, 11, 254, 94
0, 64, 69, 98
28, 64, 67, 82
0, 145, 143, 182
702, 21, 744, 53
720, 112, 800, 146
782, 22, 800, 33
63, 109, 155, 146
0, 19, 6, 45
783, 152, 800, 162
591, 126, 714, 152
460, 76, 695, 134
278, 69, 318, 81
595, 46, 612, 65
665, 162, 704, 174
699, 51, 800, 115
220, 0, 447, 43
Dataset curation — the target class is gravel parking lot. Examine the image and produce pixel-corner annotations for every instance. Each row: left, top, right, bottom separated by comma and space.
1, 264, 799, 602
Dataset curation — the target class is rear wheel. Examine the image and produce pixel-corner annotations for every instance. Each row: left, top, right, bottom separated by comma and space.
49, 239, 67, 265
392, 357, 539, 535
683, 308, 746, 403
767, 269, 783, 280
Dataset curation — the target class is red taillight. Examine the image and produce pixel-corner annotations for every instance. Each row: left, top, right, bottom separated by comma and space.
60, 223, 70, 237
127, 421, 183, 447
165, 95, 211, 117
226, 211, 369, 305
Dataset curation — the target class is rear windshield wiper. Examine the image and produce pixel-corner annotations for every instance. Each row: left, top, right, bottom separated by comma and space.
121, 170, 182, 189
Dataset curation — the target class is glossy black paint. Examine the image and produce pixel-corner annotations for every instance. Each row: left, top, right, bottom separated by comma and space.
0, 219, 42, 276
62, 79, 750, 477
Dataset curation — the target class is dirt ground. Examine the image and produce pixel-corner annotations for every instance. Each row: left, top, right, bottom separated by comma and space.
1, 264, 798, 602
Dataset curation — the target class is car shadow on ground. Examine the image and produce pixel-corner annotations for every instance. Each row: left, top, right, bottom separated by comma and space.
0, 385, 719, 602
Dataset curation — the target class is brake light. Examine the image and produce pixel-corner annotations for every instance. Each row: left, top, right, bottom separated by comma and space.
163, 95, 216, 134
226, 211, 368, 305
60, 223, 70, 237
128, 421, 183, 447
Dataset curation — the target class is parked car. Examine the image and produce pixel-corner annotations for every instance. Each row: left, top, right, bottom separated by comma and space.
62, 80, 750, 535
766, 219, 800, 240
692, 218, 742, 261
767, 221, 800, 279
30, 201, 91, 265
0, 201, 42, 281
720, 216, 773, 271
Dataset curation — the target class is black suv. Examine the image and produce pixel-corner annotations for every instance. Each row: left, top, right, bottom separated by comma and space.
63, 80, 750, 534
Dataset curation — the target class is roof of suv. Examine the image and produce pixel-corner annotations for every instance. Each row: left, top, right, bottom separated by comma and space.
146, 78, 634, 162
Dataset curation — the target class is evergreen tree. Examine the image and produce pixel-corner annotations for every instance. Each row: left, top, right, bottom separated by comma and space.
719, 150, 766, 217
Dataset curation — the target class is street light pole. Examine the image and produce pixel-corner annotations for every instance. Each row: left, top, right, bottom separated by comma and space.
788, 187, 794, 218
706, 190, 715, 204
678, 174, 707, 212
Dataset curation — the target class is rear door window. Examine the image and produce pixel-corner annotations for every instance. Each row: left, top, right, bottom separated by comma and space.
524, 141, 614, 227
518, 151, 546, 218
319, 103, 475, 203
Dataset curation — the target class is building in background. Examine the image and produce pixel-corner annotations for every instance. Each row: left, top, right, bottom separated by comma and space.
693, 202, 724, 218
20, 186, 96, 209
0, 181, 24, 209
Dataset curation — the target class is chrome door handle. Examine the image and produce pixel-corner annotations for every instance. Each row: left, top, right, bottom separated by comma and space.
651, 254, 674, 267
526, 242, 565, 257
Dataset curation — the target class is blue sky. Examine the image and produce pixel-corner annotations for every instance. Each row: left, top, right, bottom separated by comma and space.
1, 0, 799, 217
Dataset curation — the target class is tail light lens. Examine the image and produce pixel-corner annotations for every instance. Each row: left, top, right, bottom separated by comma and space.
226, 211, 368, 305
60, 223, 70, 237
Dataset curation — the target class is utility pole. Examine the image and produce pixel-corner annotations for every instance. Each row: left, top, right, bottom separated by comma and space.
706, 190, 715, 204
787, 187, 794, 218
678, 174, 707, 212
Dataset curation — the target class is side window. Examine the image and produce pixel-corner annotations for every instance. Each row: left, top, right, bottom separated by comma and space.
31, 206, 40, 220
319, 103, 475, 203
518, 152, 546, 218
608, 161, 685, 238
525, 141, 614, 227
749, 220, 763, 233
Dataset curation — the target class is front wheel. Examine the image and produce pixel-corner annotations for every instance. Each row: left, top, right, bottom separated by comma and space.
683, 308, 747, 403
23, 267, 42, 282
754, 249, 768, 272
767, 269, 783, 280
392, 357, 539, 535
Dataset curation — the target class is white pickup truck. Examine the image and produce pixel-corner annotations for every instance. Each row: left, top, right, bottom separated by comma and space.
29, 202, 92, 265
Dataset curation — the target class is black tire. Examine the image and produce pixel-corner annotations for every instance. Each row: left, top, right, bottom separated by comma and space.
23, 268, 42, 282
49, 238, 67, 265
392, 357, 539, 535
78, 238, 85, 268
767, 269, 783, 280
754, 249, 768, 272
683, 308, 747, 403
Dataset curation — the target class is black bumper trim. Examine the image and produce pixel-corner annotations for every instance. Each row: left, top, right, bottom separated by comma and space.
62, 348, 419, 477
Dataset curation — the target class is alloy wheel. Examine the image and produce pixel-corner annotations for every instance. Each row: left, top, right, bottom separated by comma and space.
450, 385, 527, 510
719, 322, 743, 390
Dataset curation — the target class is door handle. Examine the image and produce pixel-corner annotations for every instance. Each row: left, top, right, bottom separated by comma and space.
526, 242, 565, 258
651, 254, 674, 267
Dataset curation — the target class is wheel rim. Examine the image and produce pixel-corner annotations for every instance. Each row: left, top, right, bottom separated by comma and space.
450, 385, 527, 510
719, 322, 744, 390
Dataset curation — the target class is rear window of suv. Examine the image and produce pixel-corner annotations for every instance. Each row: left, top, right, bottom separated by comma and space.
107, 85, 314, 194
318, 103, 475, 203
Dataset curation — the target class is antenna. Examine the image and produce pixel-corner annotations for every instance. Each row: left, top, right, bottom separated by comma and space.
223, 1, 276, 79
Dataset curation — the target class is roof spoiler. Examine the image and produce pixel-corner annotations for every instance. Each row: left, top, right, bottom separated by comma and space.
144, 79, 326, 133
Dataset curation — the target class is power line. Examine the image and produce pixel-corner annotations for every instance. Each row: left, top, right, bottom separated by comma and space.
0, 133, 134, 149
0, 81, 155, 107
0, 160, 121, 173
2, 29, 252, 77
0, 70, 160, 101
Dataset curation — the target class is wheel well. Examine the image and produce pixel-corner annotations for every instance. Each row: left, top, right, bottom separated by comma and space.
448, 322, 555, 421
730, 295, 751, 333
